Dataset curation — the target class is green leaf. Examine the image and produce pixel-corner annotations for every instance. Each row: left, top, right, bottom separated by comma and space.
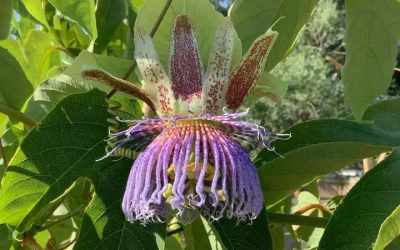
21, 0, 50, 28
269, 224, 285, 250
362, 98, 400, 132
343, 0, 400, 119
386, 238, 400, 250
0, 90, 165, 249
255, 119, 400, 205
212, 210, 273, 250
48, 0, 97, 40
247, 72, 289, 104
11, 1, 38, 37
95, 0, 127, 52
22, 30, 67, 86
129, 0, 144, 11
184, 217, 212, 250
0, 48, 33, 111
0, 224, 12, 250
135, 0, 242, 70
0, 30, 69, 86
0, 47, 33, 134
25, 51, 138, 122
229, 0, 317, 71
319, 150, 400, 250
0, 0, 12, 39
373, 205, 400, 250
165, 236, 182, 250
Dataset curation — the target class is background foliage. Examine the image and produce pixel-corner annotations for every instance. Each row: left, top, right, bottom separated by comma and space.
0, 0, 399, 249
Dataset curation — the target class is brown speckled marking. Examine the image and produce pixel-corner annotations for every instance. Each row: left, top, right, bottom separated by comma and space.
225, 33, 277, 110
135, 29, 175, 115
170, 15, 202, 102
203, 20, 234, 114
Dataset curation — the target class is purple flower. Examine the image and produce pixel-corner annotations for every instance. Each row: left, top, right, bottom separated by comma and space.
103, 15, 289, 223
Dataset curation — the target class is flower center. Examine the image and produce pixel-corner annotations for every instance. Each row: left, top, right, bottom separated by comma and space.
165, 118, 228, 132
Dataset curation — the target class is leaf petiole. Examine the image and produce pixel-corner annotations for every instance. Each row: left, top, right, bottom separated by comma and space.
0, 103, 37, 128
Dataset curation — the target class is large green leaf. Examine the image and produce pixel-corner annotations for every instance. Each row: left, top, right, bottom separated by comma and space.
0, 224, 12, 250
362, 98, 400, 132
343, 0, 400, 119
25, 51, 138, 122
135, 0, 242, 70
229, 0, 317, 71
95, 0, 127, 52
0, 47, 33, 135
184, 217, 212, 250
21, 0, 50, 28
22, 30, 67, 86
0, 30, 68, 87
0, 0, 12, 39
0, 48, 33, 112
373, 205, 400, 250
48, 0, 97, 40
255, 119, 400, 205
0, 90, 165, 249
319, 150, 400, 250
212, 210, 273, 250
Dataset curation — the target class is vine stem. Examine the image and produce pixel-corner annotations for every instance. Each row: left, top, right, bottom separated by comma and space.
107, 0, 173, 99
267, 212, 328, 228
0, 103, 37, 128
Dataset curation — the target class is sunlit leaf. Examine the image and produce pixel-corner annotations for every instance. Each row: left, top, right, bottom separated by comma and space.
229, 0, 317, 71
25, 51, 139, 122
21, 0, 50, 28
0, 0, 12, 39
343, 0, 400, 119
95, 0, 127, 52
48, 0, 97, 40
0, 30, 68, 87
373, 205, 400, 250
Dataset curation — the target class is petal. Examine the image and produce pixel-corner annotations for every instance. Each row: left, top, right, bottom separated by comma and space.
225, 30, 278, 110
170, 15, 203, 114
134, 28, 175, 116
202, 19, 235, 114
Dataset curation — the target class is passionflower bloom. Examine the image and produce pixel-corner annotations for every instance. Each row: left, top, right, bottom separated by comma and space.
97, 15, 289, 223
